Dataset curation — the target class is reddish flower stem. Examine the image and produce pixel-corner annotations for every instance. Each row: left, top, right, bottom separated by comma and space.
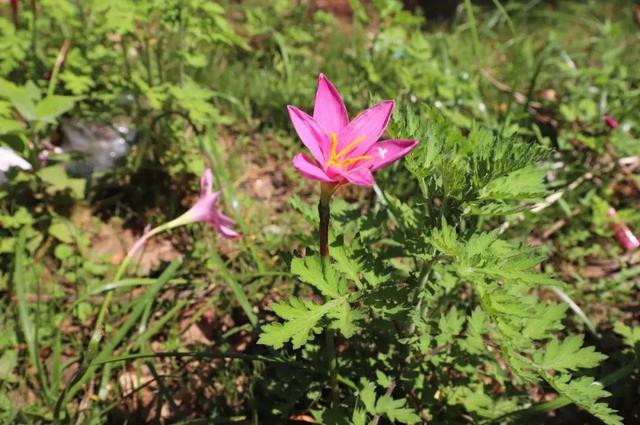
318, 183, 339, 405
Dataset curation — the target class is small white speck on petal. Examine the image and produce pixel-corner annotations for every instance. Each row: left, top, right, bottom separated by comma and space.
378, 147, 388, 159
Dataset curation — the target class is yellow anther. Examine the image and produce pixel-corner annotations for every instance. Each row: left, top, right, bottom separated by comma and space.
325, 133, 370, 168
329, 131, 339, 160
335, 135, 365, 159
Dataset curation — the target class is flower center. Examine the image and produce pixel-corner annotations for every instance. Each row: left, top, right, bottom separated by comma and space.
325, 132, 372, 168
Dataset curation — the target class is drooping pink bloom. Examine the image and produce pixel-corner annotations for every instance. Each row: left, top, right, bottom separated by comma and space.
288, 74, 418, 187
603, 115, 619, 130
126, 169, 239, 259
184, 168, 239, 239
608, 208, 639, 252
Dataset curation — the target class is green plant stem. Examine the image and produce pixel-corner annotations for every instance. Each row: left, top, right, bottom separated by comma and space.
463, 0, 480, 57
203, 130, 264, 272
46, 39, 70, 97
418, 177, 431, 221
211, 250, 258, 327
319, 183, 339, 406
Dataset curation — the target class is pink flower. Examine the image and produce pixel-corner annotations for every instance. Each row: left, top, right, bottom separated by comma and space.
126, 169, 239, 259
186, 168, 239, 239
603, 115, 619, 130
288, 74, 418, 187
608, 208, 639, 252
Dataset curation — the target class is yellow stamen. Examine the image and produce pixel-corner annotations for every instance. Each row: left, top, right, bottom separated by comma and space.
329, 131, 339, 161
335, 135, 365, 159
325, 133, 370, 168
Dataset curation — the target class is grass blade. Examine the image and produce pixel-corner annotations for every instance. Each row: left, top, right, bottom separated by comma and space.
55, 259, 182, 420
13, 227, 50, 399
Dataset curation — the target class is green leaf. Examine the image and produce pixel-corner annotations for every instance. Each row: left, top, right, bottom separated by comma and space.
291, 256, 345, 299
328, 302, 362, 338
48, 218, 76, 243
37, 164, 86, 199
375, 395, 421, 424
385, 192, 418, 229
258, 297, 343, 349
547, 374, 622, 425
0, 78, 39, 121
463, 307, 488, 354
436, 307, 465, 345
535, 336, 607, 372
35, 95, 78, 123
288, 195, 318, 225
613, 322, 640, 347
359, 379, 376, 413
478, 165, 546, 202
331, 246, 362, 286
430, 219, 460, 257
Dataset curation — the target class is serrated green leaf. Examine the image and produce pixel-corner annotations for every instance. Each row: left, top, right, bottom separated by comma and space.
535, 336, 607, 372
359, 379, 376, 413
479, 165, 546, 202
431, 219, 460, 256
547, 374, 622, 425
288, 195, 318, 225
613, 322, 640, 347
331, 246, 362, 285
291, 256, 344, 299
375, 395, 420, 424
258, 297, 344, 349
328, 302, 362, 338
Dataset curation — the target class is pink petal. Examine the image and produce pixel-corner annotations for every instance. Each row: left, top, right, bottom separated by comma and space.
602, 115, 619, 129
342, 168, 375, 186
218, 224, 241, 239
212, 212, 240, 239
313, 74, 349, 136
216, 211, 236, 228
193, 191, 221, 221
287, 105, 328, 163
200, 168, 214, 197
366, 139, 419, 172
613, 224, 640, 251
337, 100, 394, 158
292, 153, 335, 183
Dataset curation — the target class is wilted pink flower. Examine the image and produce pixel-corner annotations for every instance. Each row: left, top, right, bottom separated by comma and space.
608, 208, 639, 251
603, 115, 619, 130
0, 146, 31, 173
125, 168, 239, 262
288, 74, 418, 187
183, 168, 239, 239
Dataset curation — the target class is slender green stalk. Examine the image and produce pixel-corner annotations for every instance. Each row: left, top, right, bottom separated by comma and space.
491, 0, 516, 37
14, 227, 50, 400
319, 183, 339, 406
46, 39, 70, 98
463, 0, 480, 57
418, 177, 431, 221
203, 130, 265, 272
211, 250, 258, 327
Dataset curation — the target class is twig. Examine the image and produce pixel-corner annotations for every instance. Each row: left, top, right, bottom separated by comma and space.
481, 69, 543, 109
371, 381, 397, 425
47, 39, 71, 97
